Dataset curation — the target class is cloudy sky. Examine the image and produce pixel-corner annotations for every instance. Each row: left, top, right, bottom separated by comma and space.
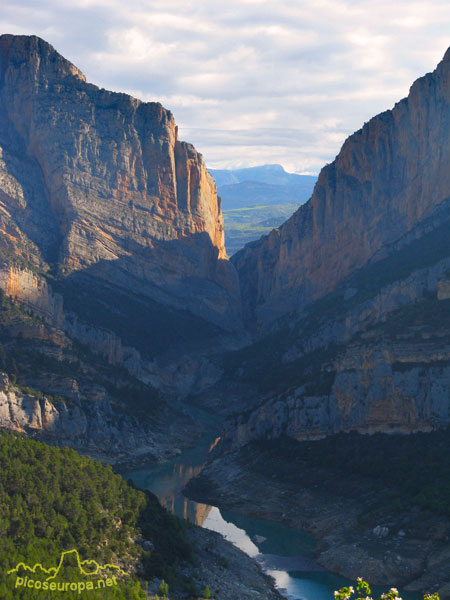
2, 1, 450, 173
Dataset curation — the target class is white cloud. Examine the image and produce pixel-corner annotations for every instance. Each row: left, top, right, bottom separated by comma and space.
1, 0, 450, 173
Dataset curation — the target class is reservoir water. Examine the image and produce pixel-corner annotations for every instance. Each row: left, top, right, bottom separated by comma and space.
123, 434, 419, 600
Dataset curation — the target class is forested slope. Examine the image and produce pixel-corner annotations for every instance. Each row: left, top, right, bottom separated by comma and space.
0, 432, 192, 599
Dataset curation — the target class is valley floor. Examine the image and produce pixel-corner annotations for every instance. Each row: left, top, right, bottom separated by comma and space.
185, 436, 450, 599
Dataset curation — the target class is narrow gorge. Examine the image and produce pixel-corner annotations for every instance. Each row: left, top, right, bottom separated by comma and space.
2, 32, 450, 599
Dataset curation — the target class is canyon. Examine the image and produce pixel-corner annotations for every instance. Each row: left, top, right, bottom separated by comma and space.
3, 32, 450, 597
2, 35, 450, 458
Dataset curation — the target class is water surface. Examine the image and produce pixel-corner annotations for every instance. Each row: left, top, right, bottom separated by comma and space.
123, 434, 419, 600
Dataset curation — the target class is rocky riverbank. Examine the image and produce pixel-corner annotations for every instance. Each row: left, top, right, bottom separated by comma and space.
146, 525, 283, 600
185, 437, 450, 599
188, 526, 283, 600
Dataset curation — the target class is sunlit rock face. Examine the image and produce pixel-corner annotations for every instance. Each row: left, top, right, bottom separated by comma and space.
0, 34, 241, 332
233, 47, 450, 330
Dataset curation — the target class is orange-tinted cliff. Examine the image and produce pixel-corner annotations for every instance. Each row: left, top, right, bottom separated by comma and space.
232, 48, 450, 329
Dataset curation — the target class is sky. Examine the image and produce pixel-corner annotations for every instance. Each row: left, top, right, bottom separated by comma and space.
1, 0, 450, 174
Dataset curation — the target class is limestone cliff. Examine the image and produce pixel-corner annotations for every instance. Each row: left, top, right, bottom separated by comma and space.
232, 47, 450, 328
219, 212, 450, 442
0, 34, 242, 457
0, 34, 240, 333
214, 46, 450, 443
0, 281, 203, 461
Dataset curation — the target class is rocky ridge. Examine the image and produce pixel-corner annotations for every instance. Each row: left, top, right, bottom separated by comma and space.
232, 47, 450, 330
0, 34, 251, 461
0, 34, 241, 333
0, 275, 205, 463
213, 47, 450, 443
0, 262, 223, 397
222, 251, 450, 445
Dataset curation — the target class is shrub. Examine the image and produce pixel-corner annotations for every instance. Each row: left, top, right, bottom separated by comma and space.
334, 578, 439, 600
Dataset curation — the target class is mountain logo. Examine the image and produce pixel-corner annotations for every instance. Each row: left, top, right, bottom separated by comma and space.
8, 548, 127, 580
7, 549, 127, 593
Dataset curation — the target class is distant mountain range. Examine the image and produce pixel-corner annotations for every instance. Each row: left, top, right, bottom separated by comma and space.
209, 165, 316, 255
209, 164, 315, 187
209, 164, 316, 208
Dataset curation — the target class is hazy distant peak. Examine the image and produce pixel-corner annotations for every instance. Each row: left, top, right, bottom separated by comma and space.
209, 164, 315, 187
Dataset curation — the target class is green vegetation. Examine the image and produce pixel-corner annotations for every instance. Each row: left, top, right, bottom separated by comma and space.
159, 579, 168, 598
0, 343, 18, 383
250, 430, 450, 516
335, 578, 438, 600
0, 431, 193, 599
223, 203, 297, 255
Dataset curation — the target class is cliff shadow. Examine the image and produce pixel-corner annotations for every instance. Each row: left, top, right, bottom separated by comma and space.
51, 231, 243, 361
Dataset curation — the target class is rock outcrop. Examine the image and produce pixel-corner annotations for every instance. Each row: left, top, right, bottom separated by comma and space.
0, 34, 241, 333
0, 372, 195, 463
0, 263, 63, 327
232, 48, 450, 329
228, 342, 450, 448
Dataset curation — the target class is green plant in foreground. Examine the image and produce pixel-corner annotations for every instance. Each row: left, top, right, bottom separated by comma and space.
159, 579, 168, 599
334, 579, 440, 600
